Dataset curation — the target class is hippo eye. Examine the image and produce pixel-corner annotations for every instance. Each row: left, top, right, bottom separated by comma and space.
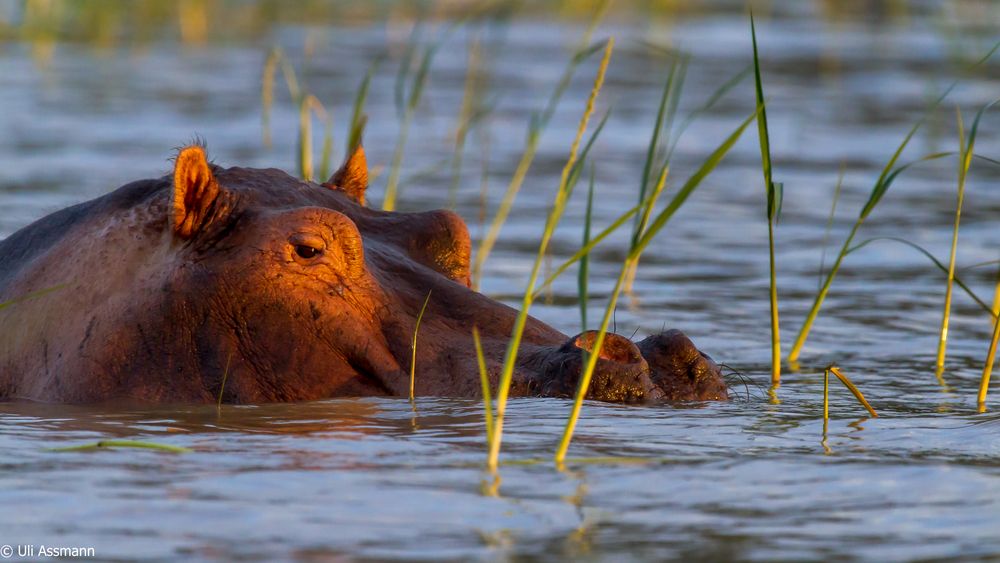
294, 244, 321, 259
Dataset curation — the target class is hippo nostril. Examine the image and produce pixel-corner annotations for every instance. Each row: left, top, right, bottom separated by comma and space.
570, 331, 644, 365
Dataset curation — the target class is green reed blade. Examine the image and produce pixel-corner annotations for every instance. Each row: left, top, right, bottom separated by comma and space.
818, 166, 845, 291
472, 326, 494, 448
556, 109, 755, 463
751, 11, 782, 388
410, 290, 432, 402
828, 366, 878, 418
979, 315, 1000, 412
937, 98, 1000, 372
50, 440, 192, 454
532, 200, 647, 300
217, 352, 233, 408
847, 236, 997, 319
261, 48, 278, 148
488, 38, 614, 472
555, 165, 669, 464
471, 40, 609, 290
348, 57, 380, 154
579, 165, 596, 330
633, 110, 758, 255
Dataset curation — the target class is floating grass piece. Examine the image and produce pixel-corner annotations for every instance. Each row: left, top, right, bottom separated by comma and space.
937, 99, 999, 373
0, 284, 65, 312
979, 309, 1000, 412
827, 366, 878, 418
555, 110, 759, 464
751, 13, 783, 389
50, 440, 192, 454
471, 5, 610, 290
486, 38, 614, 472
579, 164, 595, 330
472, 326, 494, 449
787, 43, 1000, 364
410, 290, 432, 402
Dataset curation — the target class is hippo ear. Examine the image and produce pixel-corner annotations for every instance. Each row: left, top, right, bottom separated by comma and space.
172, 146, 220, 239
323, 144, 368, 206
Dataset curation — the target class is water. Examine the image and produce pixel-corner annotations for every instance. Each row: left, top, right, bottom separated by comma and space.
2, 1, 1000, 560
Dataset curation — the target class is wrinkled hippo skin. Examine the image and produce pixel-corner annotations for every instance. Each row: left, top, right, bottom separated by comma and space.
0, 144, 727, 404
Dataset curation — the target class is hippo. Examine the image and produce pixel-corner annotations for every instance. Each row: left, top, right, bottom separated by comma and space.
0, 143, 727, 404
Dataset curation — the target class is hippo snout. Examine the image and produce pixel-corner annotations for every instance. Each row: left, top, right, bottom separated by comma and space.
638, 330, 728, 401
534, 329, 727, 403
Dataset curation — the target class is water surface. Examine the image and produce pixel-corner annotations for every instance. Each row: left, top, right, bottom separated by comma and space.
2, 1, 1000, 560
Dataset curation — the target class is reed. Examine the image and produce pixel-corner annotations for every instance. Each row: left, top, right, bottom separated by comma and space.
578, 165, 596, 330
750, 13, 783, 389
50, 440, 192, 453
410, 290, 432, 402
383, 26, 449, 211
828, 366, 878, 417
936, 100, 999, 373
787, 43, 1000, 364
993, 263, 1000, 318
216, 352, 232, 409
347, 57, 379, 156
448, 37, 493, 208
472, 327, 494, 450
486, 38, 614, 472
471, 3, 610, 290
554, 109, 759, 464
981, 306, 1000, 412
261, 48, 334, 181
787, 113, 946, 364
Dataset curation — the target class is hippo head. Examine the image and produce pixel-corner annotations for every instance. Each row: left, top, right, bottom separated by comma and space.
154, 144, 727, 404
0, 142, 726, 404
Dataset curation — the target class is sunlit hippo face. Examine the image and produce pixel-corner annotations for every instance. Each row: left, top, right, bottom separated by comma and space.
0, 143, 727, 404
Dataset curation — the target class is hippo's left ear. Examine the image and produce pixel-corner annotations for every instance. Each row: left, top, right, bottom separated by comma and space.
323, 144, 368, 206
172, 145, 221, 239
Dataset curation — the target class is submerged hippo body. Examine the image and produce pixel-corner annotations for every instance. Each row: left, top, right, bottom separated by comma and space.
0, 144, 727, 404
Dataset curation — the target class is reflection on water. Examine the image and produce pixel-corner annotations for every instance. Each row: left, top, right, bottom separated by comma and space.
2, 0, 1000, 559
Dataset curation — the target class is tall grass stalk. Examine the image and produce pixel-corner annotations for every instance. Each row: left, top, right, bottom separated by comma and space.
383, 30, 445, 211
579, 165, 596, 330
751, 13, 782, 388
471, 5, 609, 290
347, 57, 379, 155
486, 38, 614, 472
554, 110, 759, 464
472, 327, 494, 450
787, 44, 1000, 364
993, 263, 1000, 318
261, 48, 333, 181
448, 37, 491, 208
938, 100, 1000, 373
787, 113, 948, 364
410, 290, 432, 402
216, 352, 232, 409
818, 166, 845, 291
621, 57, 685, 293
980, 307, 1000, 412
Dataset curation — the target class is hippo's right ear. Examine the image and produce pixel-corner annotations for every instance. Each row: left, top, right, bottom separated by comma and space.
172, 146, 221, 239
322, 144, 368, 206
